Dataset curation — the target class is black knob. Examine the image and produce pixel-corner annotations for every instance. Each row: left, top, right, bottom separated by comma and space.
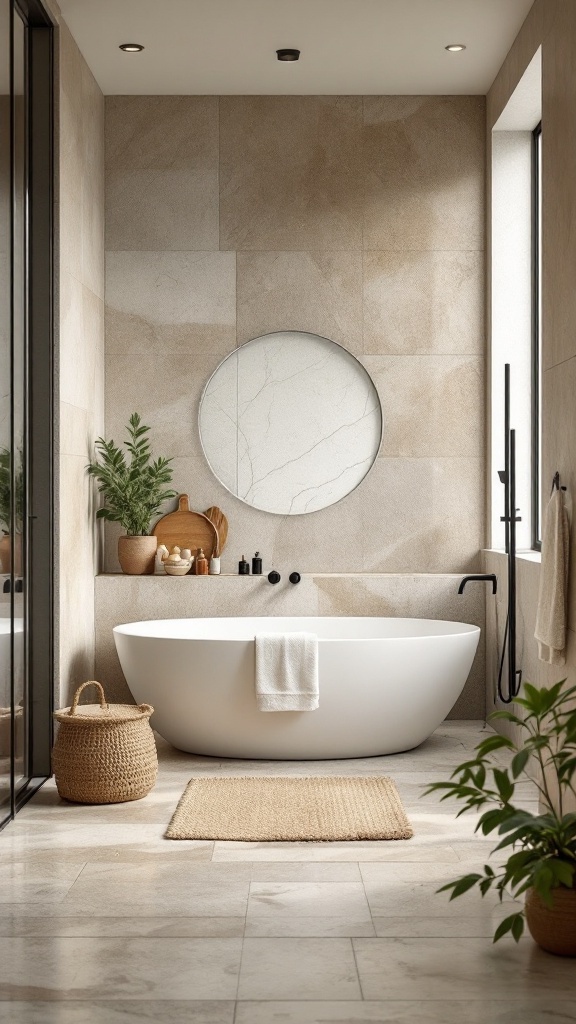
267, 570, 281, 585
289, 572, 301, 585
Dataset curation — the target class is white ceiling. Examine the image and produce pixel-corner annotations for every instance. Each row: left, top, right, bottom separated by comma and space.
58, 0, 535, 96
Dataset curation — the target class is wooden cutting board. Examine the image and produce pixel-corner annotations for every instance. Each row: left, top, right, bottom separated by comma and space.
204, 506, 229, 556
153, 495, 218, 568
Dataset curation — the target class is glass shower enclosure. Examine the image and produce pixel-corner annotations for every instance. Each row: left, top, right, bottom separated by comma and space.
0, 0, 54, 829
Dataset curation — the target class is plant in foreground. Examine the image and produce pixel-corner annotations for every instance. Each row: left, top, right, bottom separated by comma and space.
425, 681, 576, 942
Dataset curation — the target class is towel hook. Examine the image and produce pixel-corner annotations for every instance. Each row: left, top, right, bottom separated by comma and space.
551, 471, 567, 495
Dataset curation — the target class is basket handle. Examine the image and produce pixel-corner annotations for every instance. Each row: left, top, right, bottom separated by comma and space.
69, 681, 109, 716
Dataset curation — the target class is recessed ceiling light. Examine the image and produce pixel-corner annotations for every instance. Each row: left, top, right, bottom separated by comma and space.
119, 43, 145, 52
445, 43, 466, 52
276, 48, 300, 61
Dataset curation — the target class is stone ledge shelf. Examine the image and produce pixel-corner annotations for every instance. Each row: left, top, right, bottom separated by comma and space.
94, 572, 486, 719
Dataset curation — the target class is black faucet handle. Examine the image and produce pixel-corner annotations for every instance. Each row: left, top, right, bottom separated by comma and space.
267, 570, 281, 585
289, 572, 301, 585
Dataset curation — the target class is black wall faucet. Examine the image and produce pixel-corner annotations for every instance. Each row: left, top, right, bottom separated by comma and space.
458, 574, 497, 595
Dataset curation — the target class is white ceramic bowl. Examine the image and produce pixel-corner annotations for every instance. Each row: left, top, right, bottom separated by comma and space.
164, 563, 191, 576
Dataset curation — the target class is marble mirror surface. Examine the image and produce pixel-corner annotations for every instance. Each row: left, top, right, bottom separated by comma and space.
199, 331, 382, 515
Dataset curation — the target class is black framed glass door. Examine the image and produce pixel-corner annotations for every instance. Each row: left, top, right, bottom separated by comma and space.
1, 0, 53, 830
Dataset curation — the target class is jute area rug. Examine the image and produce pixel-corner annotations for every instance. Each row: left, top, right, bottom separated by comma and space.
166, 776, 413, 841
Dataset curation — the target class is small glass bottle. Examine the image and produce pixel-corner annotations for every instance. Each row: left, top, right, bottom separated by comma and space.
196, 548, 209, 575
209, 555, 221, 575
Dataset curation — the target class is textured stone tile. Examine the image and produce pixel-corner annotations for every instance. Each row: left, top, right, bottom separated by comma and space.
105, 251, 236, 357
60, 274, 105, 411
542, 358, 576, 633
0, 936, 242, 1000
542, 1, 576, 369
363, 250, 484, 355
250, 863, 361, 882
80, 58, 105, 299
363, 96, 485, 251
105, 96, 219, 251
247, 881, 370, 919
235, 1001, 576, 1024
0, 916, 245, 938
236, 251, 363, 353
63, 878, 250, 917
220, 97, 363, 250
365, 354, 484, 458
353, 936, 576, 1000
360, 458, 484, 574
237, 937, 361, 1000
0, 1004, 234, 1023
244, 915, 375, 938
105, 351, 218, 461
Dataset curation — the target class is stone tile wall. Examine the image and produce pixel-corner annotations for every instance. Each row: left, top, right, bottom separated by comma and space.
57, 17, 105, 705
104, 94, 486, 577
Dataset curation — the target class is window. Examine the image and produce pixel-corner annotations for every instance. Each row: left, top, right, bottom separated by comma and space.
532, 122, 542, 550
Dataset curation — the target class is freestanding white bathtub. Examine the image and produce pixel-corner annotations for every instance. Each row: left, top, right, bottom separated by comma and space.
113, 617, 480, 760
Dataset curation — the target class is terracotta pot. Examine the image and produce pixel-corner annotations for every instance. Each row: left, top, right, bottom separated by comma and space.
118, 535, 157, 575
525, 885, 576, 956
0, 533, 22, 576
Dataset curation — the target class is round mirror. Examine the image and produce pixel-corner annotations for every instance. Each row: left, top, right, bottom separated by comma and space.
199, 331, 382, 515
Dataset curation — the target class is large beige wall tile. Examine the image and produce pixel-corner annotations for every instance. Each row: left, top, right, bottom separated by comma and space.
361, 458, 484, 573
363, 251, 484, 355
219, 97, 363, 251
105, 251, 236, 356
542, 358, 576, 633
59, 456, 98, 706
365, 355, 484, 458
542, 2, 576, 369
60, 276, 104, 411
363, 96, 485, 251
58, 19, 105, 705
81, 60, 105, 299
236, 252, 362, 353
105, 352, 222, 462
105, 97, 219, 251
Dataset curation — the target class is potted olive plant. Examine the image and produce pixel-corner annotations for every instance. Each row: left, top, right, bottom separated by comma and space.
426, 681, 576, 956
0, 446, 24, 575
87, 414, 177, 575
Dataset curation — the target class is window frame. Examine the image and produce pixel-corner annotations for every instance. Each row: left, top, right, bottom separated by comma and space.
531, 121, 542, 552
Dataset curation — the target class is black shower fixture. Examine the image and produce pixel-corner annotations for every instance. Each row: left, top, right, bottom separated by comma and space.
277, 48, 300, 61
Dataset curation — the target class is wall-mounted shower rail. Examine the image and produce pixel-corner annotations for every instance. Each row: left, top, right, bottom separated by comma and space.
497, 364, 522, 704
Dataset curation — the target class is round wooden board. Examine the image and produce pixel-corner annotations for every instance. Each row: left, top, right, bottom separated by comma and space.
153, 495, 218, 569
204, 506, 229, 556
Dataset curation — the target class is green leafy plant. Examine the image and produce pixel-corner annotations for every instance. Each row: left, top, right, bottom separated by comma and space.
425, 681, 576, 943
0, 446, 24, 533
86, 414, 177, 536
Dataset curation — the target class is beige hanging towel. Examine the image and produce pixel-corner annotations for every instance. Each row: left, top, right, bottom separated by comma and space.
534, 487, 570, 665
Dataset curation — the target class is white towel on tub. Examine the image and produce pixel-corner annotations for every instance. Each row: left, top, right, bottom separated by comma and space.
255, 633, 319, 711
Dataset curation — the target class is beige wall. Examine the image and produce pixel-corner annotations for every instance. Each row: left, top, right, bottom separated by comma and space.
103, 95, 486, 577
56, 16, 105, 705
486, 1, 576, 725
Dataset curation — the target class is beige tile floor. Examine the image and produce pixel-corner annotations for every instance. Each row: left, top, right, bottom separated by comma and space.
1, 722, 575, 1023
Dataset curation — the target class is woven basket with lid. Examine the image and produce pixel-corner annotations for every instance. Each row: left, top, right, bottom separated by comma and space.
53, 681, 158, 804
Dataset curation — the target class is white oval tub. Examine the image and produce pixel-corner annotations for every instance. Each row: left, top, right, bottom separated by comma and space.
113, 617, 480, 760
